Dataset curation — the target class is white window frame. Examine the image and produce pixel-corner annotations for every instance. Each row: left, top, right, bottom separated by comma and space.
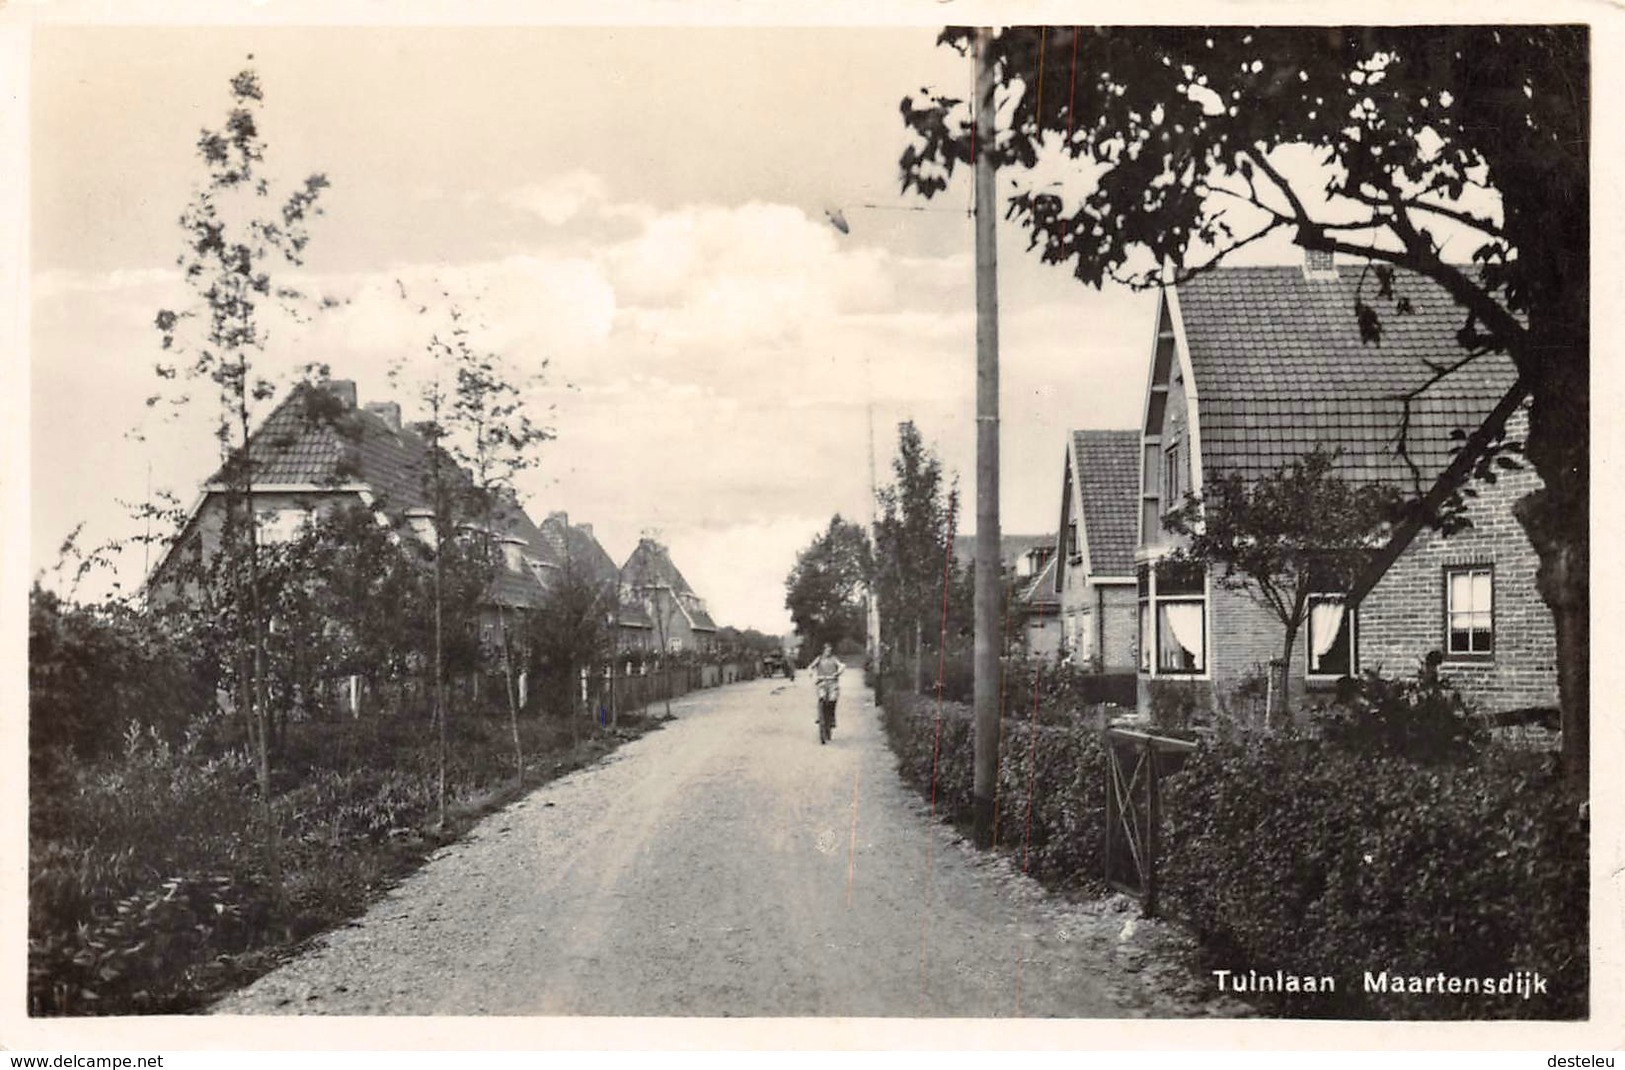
1445, 565, 1494, 659
1138, 562, 1208, 678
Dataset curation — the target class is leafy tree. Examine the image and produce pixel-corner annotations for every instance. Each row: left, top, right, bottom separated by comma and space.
527, 546, 617, 730
446, 331, 552, 783
873, 421, 960, 694
899, 26, 1589, 782
151, 60, 329, 892
1163, 448, 1400, 723
784, 515, 873, 656
902, 27, 1586, 774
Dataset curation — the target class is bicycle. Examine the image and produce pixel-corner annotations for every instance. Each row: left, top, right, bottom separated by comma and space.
815, 676, 838, 744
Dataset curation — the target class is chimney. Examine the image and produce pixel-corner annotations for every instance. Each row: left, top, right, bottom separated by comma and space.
365, 401, 401, 431
324, 379, 357, 409
1301, 247, 1337, 280
578, 523, 593, 538
547, 510, 569, 527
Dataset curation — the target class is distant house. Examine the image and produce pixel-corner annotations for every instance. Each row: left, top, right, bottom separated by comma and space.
1132, 253, 1556, 717
536, 511, 656, 652
1012, 546, 1061, 657
149, 377, 554, 653
1051, 429, 1140, 671
620, 537, 719, 654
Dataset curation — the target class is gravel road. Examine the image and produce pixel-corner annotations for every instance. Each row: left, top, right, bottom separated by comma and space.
213, 674, 1231, 1017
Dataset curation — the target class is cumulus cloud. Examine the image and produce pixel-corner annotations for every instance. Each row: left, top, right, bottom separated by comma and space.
32, 169, 1156, 630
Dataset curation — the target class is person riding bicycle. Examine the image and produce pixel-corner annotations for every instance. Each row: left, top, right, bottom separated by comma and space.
810, 643, 843, 730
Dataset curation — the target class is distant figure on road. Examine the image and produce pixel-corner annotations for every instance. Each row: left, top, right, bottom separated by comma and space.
810, 643, 843, 730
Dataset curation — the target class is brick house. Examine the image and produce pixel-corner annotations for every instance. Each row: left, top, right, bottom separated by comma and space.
1133, 255, 1557, 718
1051, 429, 1140, 671
619, 537, 719, 654
149, 378, 557, 667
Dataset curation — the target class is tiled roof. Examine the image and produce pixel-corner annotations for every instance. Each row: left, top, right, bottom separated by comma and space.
1017, 552, 1059, 609
1072, 430, 1140, 576
687, 600, 719, 632
622, 539, 719, 632
537, 515, 620, 587
207, 383, 447, 512
621, 538, 698, 596
1175, 266, 1517, 486
204, 380, 555, 609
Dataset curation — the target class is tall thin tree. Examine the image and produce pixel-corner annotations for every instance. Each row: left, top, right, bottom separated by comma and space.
153, 60, 328, 897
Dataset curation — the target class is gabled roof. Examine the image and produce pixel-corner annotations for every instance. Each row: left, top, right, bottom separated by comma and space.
622, 538, 698, 595
1072, 429, 1140, 576
621, 539, 718, 632
1017, 552, 1059, 610
184, 379, 554, 610
537, 513, 619, 588
1174, 265, 1517, 486
206, 382, 445, 512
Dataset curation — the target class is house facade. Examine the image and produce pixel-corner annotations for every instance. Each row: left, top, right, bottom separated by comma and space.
620, 537, 719, 654
1131, 255, 1557, 719
149, 377, 557, 663
1052, 430, 1140, 671
1013, 545, 1062, 657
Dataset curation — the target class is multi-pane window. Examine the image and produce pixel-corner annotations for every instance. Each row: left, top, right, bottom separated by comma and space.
1446, 566, 1494, 656
1138, 561, 1205, 675
1067, 519, 1080, 562
1306, 594, 1355, 677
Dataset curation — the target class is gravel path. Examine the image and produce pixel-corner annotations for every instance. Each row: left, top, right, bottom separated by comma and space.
213, 675, 1236, 1017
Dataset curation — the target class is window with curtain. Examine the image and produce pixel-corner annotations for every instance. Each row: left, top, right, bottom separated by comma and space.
1307, 594, 1354, 677
1446, 566, 1494, 656
1145, 560, 1206, 675
1157, 600, 1204, 672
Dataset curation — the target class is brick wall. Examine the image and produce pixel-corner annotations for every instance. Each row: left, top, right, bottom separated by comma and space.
1360, 408, 1557, 713
1100, 583, 1138, 671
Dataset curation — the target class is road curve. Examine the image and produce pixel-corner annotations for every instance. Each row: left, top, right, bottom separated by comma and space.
213, 674, 1210, 1017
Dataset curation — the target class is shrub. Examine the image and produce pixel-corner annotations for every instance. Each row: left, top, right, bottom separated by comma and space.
1315, 656, 1489, 765
879, 689, 1109, 894
1162, 736, 1587, 1019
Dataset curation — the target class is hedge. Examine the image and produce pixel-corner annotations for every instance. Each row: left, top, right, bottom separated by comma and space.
880, 689, 1110, 894
877, 679, 1589, 1020
1161, 738, 1587, 1019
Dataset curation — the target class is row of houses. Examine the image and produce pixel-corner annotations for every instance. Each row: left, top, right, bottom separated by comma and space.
149, 378, 722, 657
1016, 250, 1558, 721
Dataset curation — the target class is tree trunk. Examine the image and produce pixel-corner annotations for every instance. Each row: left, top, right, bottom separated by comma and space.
433, 531, 446, 831
1272, 621, 1300, 730
236, 398, 281, 907
914, 617, 924, 696
498, 605, 524, 785
1515, 485, 1588, 790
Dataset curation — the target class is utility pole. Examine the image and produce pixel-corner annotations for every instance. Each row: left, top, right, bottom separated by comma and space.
971, 25, 1002, 850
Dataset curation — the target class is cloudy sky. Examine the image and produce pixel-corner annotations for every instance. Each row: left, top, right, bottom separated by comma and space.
26, 21, 1288, 634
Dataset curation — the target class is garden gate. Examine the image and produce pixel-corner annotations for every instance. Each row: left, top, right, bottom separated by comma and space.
1103, 726, 1197, 917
